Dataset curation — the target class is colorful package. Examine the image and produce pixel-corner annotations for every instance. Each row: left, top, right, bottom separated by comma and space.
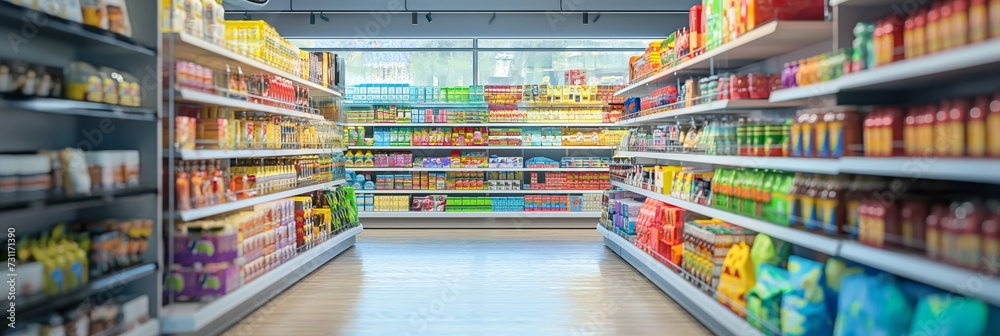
717, 241, 755, 316
909, 295, 988, 336
747, 263, 792, 334
781, 256, 831, 336
832, 273, 912, 336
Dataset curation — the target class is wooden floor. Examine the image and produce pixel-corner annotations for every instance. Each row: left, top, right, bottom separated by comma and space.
222, 229, 711, 336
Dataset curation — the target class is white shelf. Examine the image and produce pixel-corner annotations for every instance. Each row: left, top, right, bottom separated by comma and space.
518, 102, 609, 108
359, 211, 601, 218
347, 167, 609, 172
348, 145, 615, 150
611, 181, 841, 255
343, 122, 613, 127
164, 32, 342, 97
598, 225, 764, 336
345, 101, 488, 108
771, 39, 1000, 102
170, 148, 346, 160
175, 180, 345, 221
120, 319, 160, 336
838, 157, 1000, 184
617, 152, 1000, 182
174, 88, 325, 121
616, 21, 833, 97
354, 189, 605, 194
618, 151, 840, 175
616, 99, 801, 126
160, 226, 362, 334
839, 241, 1000, 306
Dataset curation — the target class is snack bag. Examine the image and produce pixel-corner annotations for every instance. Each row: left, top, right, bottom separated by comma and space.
717, 241, 755, 316
781, 256, 831, 336
908, 295, 988, 336
749, 233, 791, 274
747, 263, 791, 334
832, 273, 912, 336
823, 257, 863, 323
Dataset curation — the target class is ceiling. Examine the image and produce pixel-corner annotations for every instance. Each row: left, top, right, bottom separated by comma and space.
234, 0, 700, 12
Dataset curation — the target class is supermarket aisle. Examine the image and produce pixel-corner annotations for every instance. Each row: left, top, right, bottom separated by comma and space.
223, 229, 710, 336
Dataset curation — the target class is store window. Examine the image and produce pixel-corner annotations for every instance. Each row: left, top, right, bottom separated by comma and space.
477, 39, 652, 49
290, 38, 474, 49
478, 51, 636, 86
338, 51, 474, 86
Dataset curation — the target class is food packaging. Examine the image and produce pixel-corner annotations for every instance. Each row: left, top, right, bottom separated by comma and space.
81, 0, 109, 30
65, 62, 104, 103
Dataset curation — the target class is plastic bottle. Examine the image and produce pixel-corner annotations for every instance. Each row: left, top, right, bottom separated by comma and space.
176, 161, 191, 210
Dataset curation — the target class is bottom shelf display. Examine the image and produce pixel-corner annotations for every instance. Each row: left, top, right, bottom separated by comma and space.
160, 225, 363, 335
166, 186, 360, 302
357, 194, 602, 213
600, 190, 1000, 336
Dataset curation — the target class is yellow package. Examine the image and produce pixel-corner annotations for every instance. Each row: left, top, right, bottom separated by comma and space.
717, 242, 756, 316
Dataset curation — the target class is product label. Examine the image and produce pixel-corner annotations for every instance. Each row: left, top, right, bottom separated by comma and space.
790, 123, 802, 157
801, 196, 817, 230
818, 198, 838, 235
803, 123, 814, 157
846, 200, 860, 238
988, 112, 1000, 156
86, 76, 103, 102
830, 121, 843, 158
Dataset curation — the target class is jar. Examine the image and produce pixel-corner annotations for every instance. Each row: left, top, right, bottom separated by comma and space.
952, 0, 970, 48
927, 2, 944, 54
940, 0, 955, 51
926, 203, 948, 260
913, 8, 929, 57
983, 200, 1000, 274
901, 199, 929, 251
65, 61, 103, 103
992, 0, 1000, 38
988, 91, 1000, 157
971, 0, 989, 43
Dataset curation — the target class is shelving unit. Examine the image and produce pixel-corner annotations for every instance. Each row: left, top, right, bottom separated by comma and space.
615, 99, 800, 126
349, 145, 615, 150
359, 211, 600, 218
598, 225, 763, 336
615, 20, 834, 97
616, 151, 1000, 183
160, 226, 363, 336
163, 32, 343, 97
611, 181, 841, 254
0, 0, 163, 329
617, 151, 841, 175
770, 39, 1000, 103
171, 148, 346, 160
0, 98, 158, 121
7, 263, 158, 322
347, 167, 608, 172
174, 180, 346, 221
355, 189, 604, 194
161, 14, 357, 335
174, 88, 326, 120
344, 122, 616, 127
